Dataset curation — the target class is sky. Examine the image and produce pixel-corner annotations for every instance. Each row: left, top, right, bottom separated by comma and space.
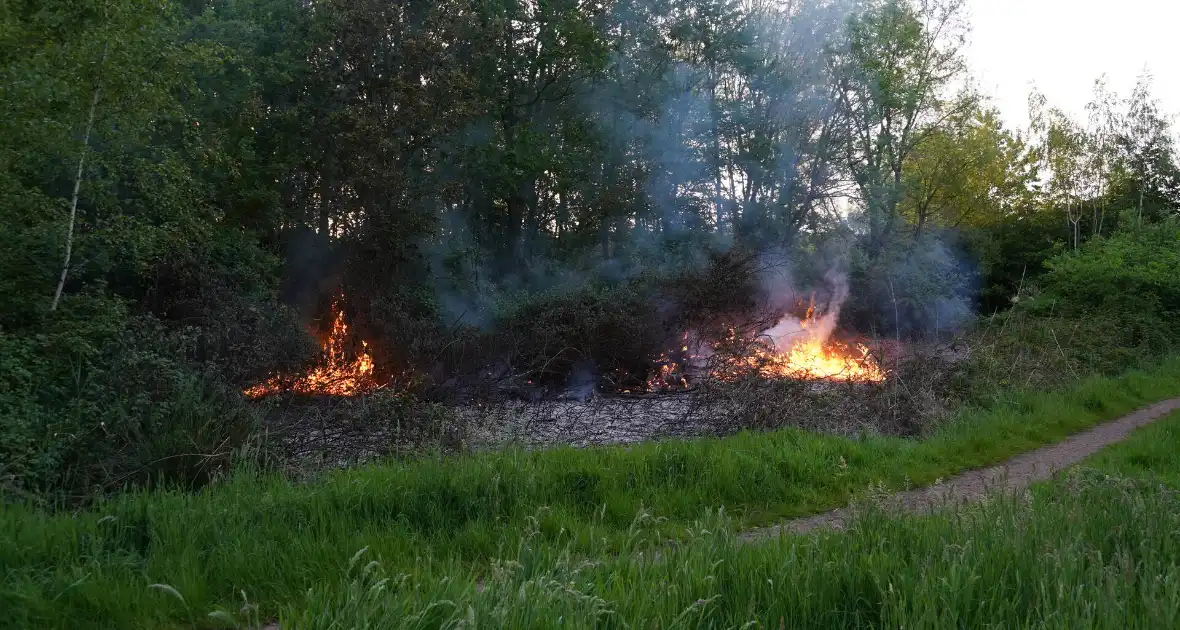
964, 0, 1180, 132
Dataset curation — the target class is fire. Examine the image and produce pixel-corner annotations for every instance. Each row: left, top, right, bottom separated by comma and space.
717, 296, 886, 383
244, 296, 379, 398
646, 294, 887, 390
646, 333, 692, 391
717, 333, 886, 383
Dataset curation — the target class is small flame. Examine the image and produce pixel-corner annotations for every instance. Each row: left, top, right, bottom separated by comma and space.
647, 332, 692, 391
244, 295, 379, 398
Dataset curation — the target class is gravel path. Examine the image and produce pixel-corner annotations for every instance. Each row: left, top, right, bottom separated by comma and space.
742, 398, 1180, 540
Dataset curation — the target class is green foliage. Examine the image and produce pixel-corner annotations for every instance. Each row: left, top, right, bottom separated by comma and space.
0, 0, 310, 501
948, 220, 1180, 395
845, 233, 974, 338
472, 250, 762, 388
962, 211, 1065, 314
5, 0, 1180, 622
0, 306, 260, 501
1038, 219, 1180, 318
279, 465, 1180, 628
899, 108, 1039, 237
491, 280, 668, 387
0, 0, 1176, 509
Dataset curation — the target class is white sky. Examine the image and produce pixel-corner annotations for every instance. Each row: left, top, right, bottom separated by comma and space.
964, 0, 1180, 132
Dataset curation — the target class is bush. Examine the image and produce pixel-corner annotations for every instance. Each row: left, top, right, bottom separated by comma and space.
0, 302, 260, 503
490, 279, 671, 389
1036, 219, 1180, 319
453, 250, 765, 392
137, 230, 318, 387
0, 218, 314, 502
961, 213, 1065, 314
955, 222, 1180, 401
845, 233, 976, 339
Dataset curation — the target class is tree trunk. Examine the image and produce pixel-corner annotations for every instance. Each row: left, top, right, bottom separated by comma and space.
599, 217, 610, 260
521, 177, 539, 261
501, 106, 524, 268
504, 190, 525, 265
317, 174, 332, 236
709, 68, 726, 233
1138, 184, 1145, 226
51, 82, 101, 312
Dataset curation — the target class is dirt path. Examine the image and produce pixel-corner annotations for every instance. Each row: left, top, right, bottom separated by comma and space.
742, 398, 1180, 540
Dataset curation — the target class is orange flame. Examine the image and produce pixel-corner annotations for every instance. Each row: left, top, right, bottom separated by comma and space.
244, 296, 379, 398
713, 297, 886, 383
715, 332, 886, 383
647, 298, 887, 391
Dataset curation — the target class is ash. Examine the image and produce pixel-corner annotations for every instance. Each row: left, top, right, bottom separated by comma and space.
463, 391, 736, 449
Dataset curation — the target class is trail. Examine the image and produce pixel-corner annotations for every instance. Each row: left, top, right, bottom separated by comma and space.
742, 398, 1180, 540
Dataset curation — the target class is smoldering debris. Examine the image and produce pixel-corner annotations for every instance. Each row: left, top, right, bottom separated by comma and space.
261, 339, 968, 469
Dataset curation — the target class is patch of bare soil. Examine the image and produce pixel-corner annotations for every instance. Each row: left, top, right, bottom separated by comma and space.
743, 398, 1180, 540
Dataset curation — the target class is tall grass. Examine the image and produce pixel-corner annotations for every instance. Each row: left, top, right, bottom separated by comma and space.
3, 359, 1180, 628
280, 462, 1180, 629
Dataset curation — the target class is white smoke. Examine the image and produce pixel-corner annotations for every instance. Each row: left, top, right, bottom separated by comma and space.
761, 267, 850, 351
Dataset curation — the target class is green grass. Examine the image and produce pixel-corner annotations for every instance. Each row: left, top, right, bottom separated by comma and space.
273, 409, 1180, 629
4, 357, 1180, 628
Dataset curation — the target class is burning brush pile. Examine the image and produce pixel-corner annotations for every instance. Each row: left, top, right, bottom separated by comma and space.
461, 286, 908, 451
244, 294, 382, 399
244, 289, 884, 400
245, 262, 960, 464
645, 292, 886, 393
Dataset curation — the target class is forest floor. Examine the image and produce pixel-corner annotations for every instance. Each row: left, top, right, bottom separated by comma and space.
6, 359, 1180, 628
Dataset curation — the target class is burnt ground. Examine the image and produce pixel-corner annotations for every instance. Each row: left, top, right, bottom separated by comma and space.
261, 379, 933, 469
742, 397, 1180, 540
259, 341, 968, 468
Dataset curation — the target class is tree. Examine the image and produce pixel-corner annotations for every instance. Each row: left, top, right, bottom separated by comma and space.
1082, 76, 1120, 238
836, 0, 973, 255
1115, 72, 1180, 225
899, 107, 1036, 236
728, 0, 850, 247
1, 0, 213, 322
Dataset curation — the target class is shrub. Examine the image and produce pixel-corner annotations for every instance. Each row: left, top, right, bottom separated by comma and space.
490, 279, 671, 389
845, 233, 976, 339
0, 303, 260, 503
1036, 219, 1180, 319
452, 250, 765, 392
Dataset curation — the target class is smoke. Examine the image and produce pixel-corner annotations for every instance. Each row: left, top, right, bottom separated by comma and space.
760, 258, 852, 351
565, 360, 598, 401
427, 0, 861, 294
418, 0, 981, 381
840, 231, 978, 340
887, 235, 977, 337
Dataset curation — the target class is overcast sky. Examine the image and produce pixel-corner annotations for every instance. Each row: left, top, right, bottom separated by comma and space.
964, 0, 1180, 132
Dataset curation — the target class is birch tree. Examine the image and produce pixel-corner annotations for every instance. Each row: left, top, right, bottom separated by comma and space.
1118, 72, 1180, 225
1082, 77, 1120, 238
